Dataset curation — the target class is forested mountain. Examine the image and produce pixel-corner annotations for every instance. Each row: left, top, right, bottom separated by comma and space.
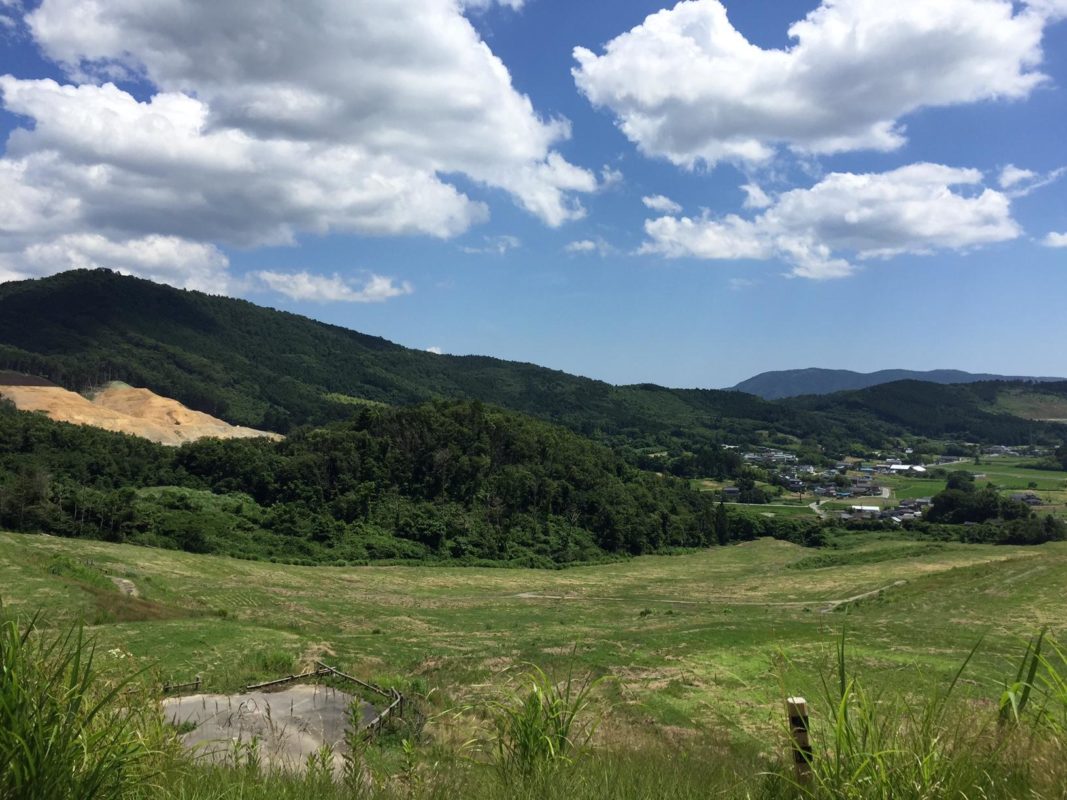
788, 380, 1067, 445
0, 270, 792, 448
0, 270, 1064, 453
734, 367, 1063, 399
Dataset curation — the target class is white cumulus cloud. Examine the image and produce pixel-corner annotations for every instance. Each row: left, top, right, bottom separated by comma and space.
24, 0, 593, 225
1043, 232, 1067, 247
0, 0, 595, 292
641, 163, 1021, 279
574, 0, 1060, 168
21, 234, 231, 293
999, 165, 1038, 189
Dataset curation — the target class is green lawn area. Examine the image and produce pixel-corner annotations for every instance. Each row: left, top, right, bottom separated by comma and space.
2, 530, 1064, 751
882, 475, 943, 500
972, 457, 1067, 491
722, 502, 819, 519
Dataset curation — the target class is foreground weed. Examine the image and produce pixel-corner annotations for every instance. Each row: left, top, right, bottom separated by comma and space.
769, 630, 1067, 800
0, 612, 157, 800
999, 628, 1045, 726
474, 658, 608, 786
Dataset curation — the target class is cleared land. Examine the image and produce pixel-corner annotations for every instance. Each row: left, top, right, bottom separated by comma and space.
0, 373, 279, 445
2, 530, 1064, 751
991, 387, 1067, 422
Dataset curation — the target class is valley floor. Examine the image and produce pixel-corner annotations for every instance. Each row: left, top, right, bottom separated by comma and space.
2, 531, 1064, 753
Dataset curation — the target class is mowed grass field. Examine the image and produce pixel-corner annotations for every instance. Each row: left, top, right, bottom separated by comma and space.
2, 530, 1065, 754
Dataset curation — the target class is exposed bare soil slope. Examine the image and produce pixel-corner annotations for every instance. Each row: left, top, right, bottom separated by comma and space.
0, 373, 280, 445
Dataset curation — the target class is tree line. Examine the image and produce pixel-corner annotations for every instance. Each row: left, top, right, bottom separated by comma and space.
1, 399, 795, 566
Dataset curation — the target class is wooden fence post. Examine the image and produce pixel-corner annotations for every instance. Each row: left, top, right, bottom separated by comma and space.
787, 696, 812, 783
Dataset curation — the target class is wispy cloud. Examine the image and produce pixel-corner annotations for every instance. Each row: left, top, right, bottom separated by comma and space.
252, 271, 414, 303
642, 194, 682, 214
998, 164, 1066, 198
565, 238, 616, 256
461, 235, 522, 255
600, 165, 624, 189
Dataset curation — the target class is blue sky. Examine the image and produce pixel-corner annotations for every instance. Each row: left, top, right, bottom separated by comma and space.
0, 0, 1065, 388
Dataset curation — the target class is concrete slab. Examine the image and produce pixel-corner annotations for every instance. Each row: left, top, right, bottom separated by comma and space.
163, 684, 378, 773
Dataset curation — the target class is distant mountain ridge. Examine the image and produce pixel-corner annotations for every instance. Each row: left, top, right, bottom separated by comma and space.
733, 368, 1066, 400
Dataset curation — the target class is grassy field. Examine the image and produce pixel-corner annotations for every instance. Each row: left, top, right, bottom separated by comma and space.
969, 457, 1067, 518
2, 529, 1065, 761
873, 458, 1067, 517
991, 387, 1067, 422
880, 474, 942, 500
723, 502, 819, 519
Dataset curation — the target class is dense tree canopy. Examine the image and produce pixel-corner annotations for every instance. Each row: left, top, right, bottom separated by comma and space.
1, 399, 758, 566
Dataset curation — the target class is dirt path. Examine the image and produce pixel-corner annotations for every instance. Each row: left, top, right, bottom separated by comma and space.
110, 576, 140, 597
808, 501, 827, 518
819, 580, 907, 612
513, 579, 909, 611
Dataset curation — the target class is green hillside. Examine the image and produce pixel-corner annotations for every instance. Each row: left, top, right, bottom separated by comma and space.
2, 270, 1064, 453
790, 379, 1067, 444
2, 531, 1066, 799
0, 270, 822, 451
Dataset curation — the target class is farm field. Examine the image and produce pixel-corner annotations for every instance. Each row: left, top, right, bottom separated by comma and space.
2, 530, 1064, 755
699, 458, 1067, 520
722, 502, 819, 519
961, 457, 1067, 518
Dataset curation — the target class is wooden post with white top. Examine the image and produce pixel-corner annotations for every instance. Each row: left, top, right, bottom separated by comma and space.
787, 696, 812, 783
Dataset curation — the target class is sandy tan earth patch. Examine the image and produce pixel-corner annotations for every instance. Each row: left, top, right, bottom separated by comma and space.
0, 374, 280, 445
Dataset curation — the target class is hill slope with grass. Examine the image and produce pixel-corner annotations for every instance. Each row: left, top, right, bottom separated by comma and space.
788, 379, 1067, 444
2, 531, 1066, 799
